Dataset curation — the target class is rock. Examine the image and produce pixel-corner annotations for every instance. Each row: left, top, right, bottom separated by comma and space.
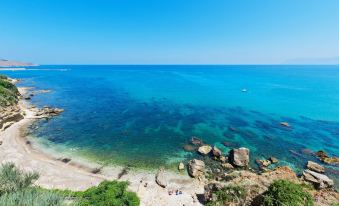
302, 169, 334, 189
182, 144, 196, 152
178, 162, 185, 171
188, 159, 205, 178
60, 158, 71, 163
190, 136, 203, 146
322, 156, 339, 166
257, 159, 271, 167
315, 150, 339, 165
212, 146, 222, 157
280, 122, 290, 127
219, 156, 227, 163
0, 141, 2, 145
315, 150, 329, 159
307, 161, 325, 173
229, 147, 249, 167
269, 157, 278, 164
221, 163, 234, 170
155, 168, 167, 188
198, 145, 212, 155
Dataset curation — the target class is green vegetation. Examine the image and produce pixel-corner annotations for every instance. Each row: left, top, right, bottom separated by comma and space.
0, 75, 19, 107
263, 180, 314, 206
206, 185, 246, 206
74, 180, 140, 206
0, 162, 69, 206
0, 163, 140, 206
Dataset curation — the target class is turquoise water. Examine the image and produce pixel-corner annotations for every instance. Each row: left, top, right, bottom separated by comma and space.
1, 65, 339, 181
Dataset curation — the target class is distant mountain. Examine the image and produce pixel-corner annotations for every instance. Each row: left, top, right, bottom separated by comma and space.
0, 59, 37, 67
284, 57, 339, 65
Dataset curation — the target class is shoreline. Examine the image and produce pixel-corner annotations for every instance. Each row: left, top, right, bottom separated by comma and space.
0, 86, 204, 206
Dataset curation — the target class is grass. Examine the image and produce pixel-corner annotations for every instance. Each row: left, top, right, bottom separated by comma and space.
263, 180, 314, 206
0, 162, 140, 206
0, 75, 19, 107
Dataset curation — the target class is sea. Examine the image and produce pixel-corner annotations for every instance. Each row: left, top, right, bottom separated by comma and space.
1, 65, 338, 184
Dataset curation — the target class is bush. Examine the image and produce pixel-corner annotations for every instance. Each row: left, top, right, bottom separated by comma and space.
0, 162, 39, 195
206, 185, 246, 206
75, 180, 140, 206
263, 180, 314, 206
0, 163, 72, 206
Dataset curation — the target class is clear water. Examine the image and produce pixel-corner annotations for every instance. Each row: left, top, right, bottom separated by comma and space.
1, 65, 338, 182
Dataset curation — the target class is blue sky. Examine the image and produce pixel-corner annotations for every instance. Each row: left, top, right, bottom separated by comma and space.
0, 0, 339, 64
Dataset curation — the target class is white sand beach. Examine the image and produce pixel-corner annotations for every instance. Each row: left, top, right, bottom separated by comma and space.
0, 87, 204, 206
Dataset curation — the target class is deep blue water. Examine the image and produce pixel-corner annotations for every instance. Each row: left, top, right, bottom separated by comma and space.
1, 65, 338, 181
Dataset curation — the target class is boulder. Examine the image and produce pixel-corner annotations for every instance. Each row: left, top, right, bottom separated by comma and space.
178, 162, 185, 171
188, 159, 205, 178
307, 161, 325, 173
221, 163, 234, 170
198, 145, 212, 155
257, 159, 271, 167
269, 157, 279, 164
302, 169, 334, 189
212, 146, 222, 157
280, 122, 290, 127
229, 147, 249, 167
155, 168, 167, 188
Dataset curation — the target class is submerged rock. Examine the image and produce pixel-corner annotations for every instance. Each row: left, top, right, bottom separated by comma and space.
188, 159, 205, 178
307, 161, 325, 173
155, 168, 167, 188
190, 136, 203, 146
182, 144, 196, 152
302, 169, 334, 189
198, 145, 212, 155
229, 147, 249, 167
315, 150, 339, 165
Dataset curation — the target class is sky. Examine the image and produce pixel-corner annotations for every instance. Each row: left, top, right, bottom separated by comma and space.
0, 0, 339, 64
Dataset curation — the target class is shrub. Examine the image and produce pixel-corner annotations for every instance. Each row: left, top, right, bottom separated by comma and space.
76, 180, 140, 206
0, 163, 72, 206
0, 76, 19, 106
0, 188, 68, 206
0, 162, 39, 195
206, 185, 246, 206
263, 180, 314, 206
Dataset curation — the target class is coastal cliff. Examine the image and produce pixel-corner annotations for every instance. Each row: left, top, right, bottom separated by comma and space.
0, 75, 24, 131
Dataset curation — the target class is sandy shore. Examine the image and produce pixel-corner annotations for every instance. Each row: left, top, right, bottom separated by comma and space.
0, 87, 204, 206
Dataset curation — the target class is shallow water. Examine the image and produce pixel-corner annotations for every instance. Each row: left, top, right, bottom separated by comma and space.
1, 65, 338, 182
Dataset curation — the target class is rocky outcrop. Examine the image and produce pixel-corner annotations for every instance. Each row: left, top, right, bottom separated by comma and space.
229, 147, 249, 167
36, 107, 64, 117
198, 145, 212, 155
188, 159, 205, 178
307, 161, 325, 173
155, 168, 167, 188
302, 169, 334, 189
0, 105, 24, 131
